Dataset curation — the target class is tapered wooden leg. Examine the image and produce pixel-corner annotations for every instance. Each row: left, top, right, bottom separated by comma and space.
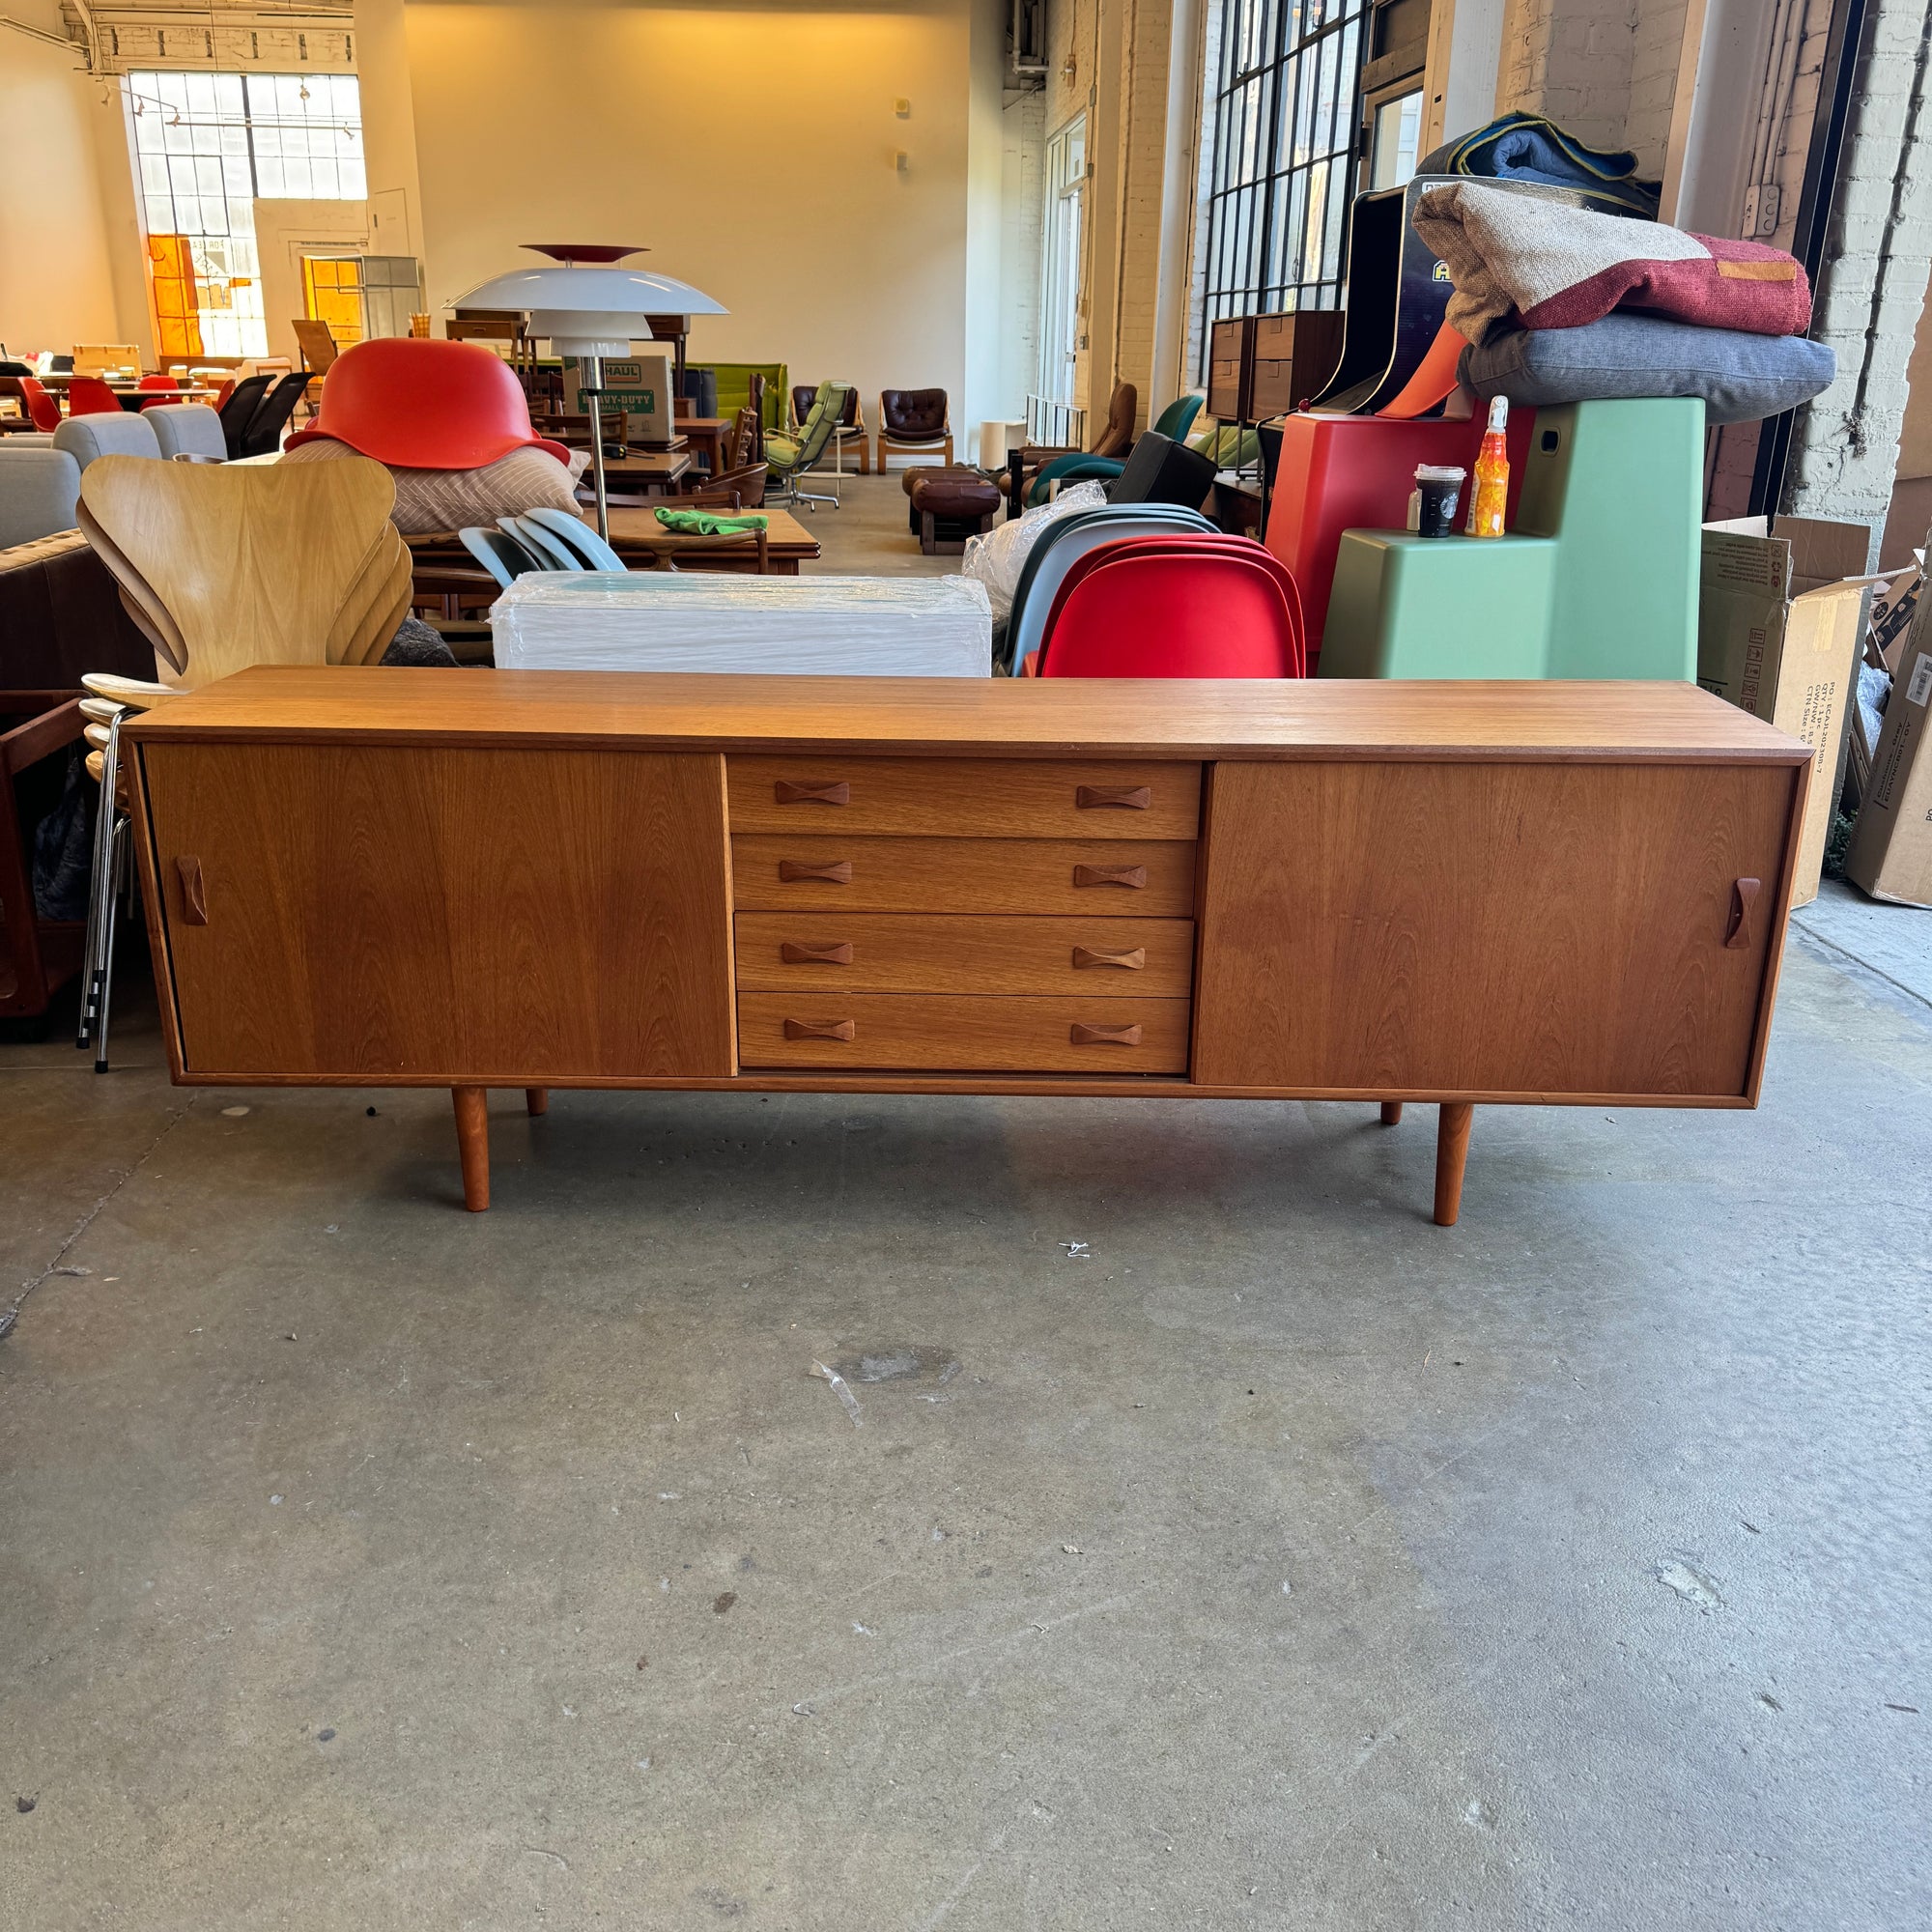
1380, 1101, 1404, 1126
525, 1087, 549, 1117
452, 1086, 490, 1211
1434, 1102, 1473, 1227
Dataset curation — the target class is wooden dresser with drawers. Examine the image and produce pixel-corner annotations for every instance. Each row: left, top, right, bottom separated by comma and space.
125, 668, 1811, 1223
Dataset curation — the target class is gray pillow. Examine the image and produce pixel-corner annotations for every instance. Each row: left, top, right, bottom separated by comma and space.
1459, 314, 1835, 425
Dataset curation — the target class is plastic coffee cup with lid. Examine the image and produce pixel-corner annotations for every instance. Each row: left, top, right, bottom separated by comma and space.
1409, 465, 1467, 539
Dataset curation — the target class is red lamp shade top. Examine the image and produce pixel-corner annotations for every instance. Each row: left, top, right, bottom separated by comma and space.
522, 243, 647, 266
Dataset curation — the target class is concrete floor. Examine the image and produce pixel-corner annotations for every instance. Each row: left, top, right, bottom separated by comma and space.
796, 469, 989, 579
1, 880, 1927, 1928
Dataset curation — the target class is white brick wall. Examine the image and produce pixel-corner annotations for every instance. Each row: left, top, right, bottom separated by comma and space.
1786, 0, 1932, 527
1001, 88, 1047, 415
1495, 0, 1688, 174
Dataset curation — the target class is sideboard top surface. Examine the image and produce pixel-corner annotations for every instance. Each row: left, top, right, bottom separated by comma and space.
126, 668, 1811, 764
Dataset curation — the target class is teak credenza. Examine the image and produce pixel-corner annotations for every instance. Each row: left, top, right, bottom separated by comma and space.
124, 670, 1811, 1222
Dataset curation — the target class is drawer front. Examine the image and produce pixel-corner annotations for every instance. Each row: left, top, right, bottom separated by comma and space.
727, 756, 1202, 839
731, 836, 1197, 916
737, 992, 1192, 1072
734, 913, 1196, 996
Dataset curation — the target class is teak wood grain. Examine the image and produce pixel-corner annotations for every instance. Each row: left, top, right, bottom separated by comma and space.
124, 668, 1812, 765
121, 668, 1813, 1221
732, 914, 1197, 996
726, 756, 1203, 839
1192, 760, 1800, 1098
138, 743, 735, 1080
736, 992, 1192, 1072
730, 836, 1197, 916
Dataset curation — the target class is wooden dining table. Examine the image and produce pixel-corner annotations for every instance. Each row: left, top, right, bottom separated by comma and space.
672, 415, 728, 477
603, 503, 822, 574
592, 450, 694, 496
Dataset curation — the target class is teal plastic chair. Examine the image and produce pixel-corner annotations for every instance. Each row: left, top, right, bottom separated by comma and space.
1026, 394, 1205, 506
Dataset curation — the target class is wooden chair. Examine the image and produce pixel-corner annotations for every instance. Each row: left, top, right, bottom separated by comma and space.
71, 454, 408, 1067
292, 318, 340, 378
685, 460, 768, 509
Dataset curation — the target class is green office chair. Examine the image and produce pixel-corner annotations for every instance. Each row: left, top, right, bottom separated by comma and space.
1026, 393, 1205, 505
764, 381, 855, 512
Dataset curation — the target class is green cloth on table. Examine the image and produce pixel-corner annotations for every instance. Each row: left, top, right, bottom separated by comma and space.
654, 508, 769, 535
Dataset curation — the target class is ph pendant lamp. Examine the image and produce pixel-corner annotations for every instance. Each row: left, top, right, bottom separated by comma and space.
451, 245, 727, 539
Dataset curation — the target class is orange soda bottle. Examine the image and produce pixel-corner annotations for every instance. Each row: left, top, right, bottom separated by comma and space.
1466, 395, 1509, 538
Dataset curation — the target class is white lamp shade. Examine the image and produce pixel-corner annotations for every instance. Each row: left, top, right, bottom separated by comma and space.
452, 266, 727, 356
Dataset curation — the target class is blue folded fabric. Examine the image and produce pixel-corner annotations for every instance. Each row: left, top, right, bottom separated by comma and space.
1458, 314, 1835, 425
1419, 112, 1661, 217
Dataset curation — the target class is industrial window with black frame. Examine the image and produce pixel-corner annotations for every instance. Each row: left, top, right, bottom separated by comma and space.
1200, 0, 1369, 361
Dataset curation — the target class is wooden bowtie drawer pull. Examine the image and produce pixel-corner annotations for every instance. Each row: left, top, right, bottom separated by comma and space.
1075, 783, 1151, 811
1072, 945, 1145, 971
1072, 863, 1147, 890
176, 856, 208, 924
775, 780, 850, 807
1725, 876, 1761, 950
781, 940, 854, 965
782, 1016, 856, 1041
1070, 1022, 1143, 1046
779, 859, 853, 884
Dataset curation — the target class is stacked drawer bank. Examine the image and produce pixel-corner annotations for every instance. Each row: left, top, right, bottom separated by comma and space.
728, 756, 1201, 1072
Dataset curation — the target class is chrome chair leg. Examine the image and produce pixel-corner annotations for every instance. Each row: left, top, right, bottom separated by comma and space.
94, 811, 127, 1074
77, 707, 126, 1050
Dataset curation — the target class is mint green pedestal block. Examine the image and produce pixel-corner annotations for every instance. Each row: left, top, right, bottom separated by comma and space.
1321, 534, 1556, 678
1318, 398, 1703, 681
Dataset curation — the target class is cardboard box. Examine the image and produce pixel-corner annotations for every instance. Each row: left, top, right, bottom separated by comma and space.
1698, 516, 1877, 907
1845, 620, 1932, 905
562, 352, 673, 441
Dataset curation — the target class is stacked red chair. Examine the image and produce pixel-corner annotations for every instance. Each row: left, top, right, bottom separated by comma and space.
1024, 533, 1307, 679
66, 376, 124, 416
17, 377, 63, 432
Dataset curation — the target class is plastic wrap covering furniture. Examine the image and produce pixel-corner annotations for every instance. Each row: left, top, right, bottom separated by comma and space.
492, 573, 993, 677
962, 479, 1109, 621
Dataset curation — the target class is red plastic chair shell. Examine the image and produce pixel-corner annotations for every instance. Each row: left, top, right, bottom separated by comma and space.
285, 338, 570, 469
67, 377, 124, 417
1033, 534, 1307, 679
18, 378, 63, 432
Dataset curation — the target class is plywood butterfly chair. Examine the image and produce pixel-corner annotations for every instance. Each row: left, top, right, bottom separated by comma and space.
72, 452, 407, 1068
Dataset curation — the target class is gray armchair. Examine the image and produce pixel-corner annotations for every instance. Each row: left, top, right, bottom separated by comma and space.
52, 412, 161, 471
0, 446, 82, 548
146, 404, 226, 462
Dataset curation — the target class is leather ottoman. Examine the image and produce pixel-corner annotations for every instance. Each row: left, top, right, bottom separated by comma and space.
905, 467, 1001, 554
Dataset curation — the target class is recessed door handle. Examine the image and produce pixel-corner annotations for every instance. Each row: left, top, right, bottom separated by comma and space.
1072, 945, 1145, 971
1725, 877, 1761, 949
1075, 784, 1151, 810
1072, 864, 1147, 890
1070, 1022, 1143, 1046
781, 940, 854, 965
176, 856, 207, 924
779, 860, 853, 884
782, 1016, 856, 1041
775, 780, 850, 806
